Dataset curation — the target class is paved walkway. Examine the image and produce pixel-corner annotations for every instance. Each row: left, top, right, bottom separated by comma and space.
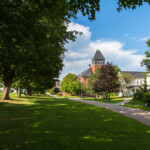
46, 93, 150, 126
69, 98, 150, 126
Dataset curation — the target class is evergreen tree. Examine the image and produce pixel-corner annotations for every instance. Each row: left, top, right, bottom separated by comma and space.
139, 73, 148, 93
87, 71, 95, 95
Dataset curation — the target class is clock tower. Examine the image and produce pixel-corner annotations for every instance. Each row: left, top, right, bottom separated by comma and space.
92, 50, 105, 73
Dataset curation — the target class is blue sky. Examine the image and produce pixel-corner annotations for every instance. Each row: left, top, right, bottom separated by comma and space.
59, 1, 150, 80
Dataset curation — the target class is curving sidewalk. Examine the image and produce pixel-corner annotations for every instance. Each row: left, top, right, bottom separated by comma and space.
68, 98, 150, 126
46, 93, 150, 126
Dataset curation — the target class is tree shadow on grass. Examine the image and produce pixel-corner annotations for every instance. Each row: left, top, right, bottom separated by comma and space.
0, 96, 150, 150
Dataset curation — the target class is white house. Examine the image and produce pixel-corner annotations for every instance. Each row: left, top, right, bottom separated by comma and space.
118, 71, 150, 97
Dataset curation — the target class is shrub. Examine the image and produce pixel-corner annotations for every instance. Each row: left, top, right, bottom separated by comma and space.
49, 89, 54, 94
133, 90, 143, 100
53, 87, 60, 94
142, 92, 150, 106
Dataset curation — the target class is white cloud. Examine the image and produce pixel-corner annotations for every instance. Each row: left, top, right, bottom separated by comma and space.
59, 22, 146, 80
140, 36, 150, 41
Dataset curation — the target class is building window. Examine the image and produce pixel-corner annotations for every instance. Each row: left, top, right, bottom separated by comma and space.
132, 89, 135, 93
137, 81, 139, 85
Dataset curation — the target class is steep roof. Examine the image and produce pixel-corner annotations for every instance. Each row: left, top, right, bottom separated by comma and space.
121, 71, 145, 79
92, 50, 105, 60
78, 68, 92, 78
78, 70, 146, 79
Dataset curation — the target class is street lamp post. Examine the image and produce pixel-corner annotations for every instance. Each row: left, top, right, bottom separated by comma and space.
81, 83, 82, 98
108, 75, 111, 102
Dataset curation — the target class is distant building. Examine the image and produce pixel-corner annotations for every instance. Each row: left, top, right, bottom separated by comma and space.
78, 50, 105, 86
78, 50, 149, 97
54, 80, 61, 89
118, 71, 150, 96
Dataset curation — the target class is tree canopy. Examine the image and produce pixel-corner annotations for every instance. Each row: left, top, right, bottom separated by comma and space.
119, 73, 134, 97
61, 73, 77, 92
93, 62, 120, 98
142, 39, 150, 71
0, 0, 100, 99
117, 0, 150, 12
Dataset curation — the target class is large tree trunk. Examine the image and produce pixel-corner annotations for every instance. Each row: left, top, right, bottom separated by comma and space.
18, 85, 21, 98
121, 90, 124, 97
1, 72, 14, 100
17, 78, 24, 98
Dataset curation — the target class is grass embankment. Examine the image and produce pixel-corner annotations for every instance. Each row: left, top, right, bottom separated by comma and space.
82, 96, 124, 103
0, 94, 150, 149
124, 99, 150, 111
61, 94, 124, 103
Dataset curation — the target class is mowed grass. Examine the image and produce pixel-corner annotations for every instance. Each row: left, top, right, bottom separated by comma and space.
0, 94, 150, 149
124, 99, 150, 111
82, 96, 124, 103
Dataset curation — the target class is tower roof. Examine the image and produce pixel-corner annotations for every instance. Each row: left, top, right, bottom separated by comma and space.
92, 50, 105, 60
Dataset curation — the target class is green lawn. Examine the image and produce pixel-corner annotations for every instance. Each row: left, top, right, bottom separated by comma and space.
124, 99, 150, 111
82, 96, 124, 103
0, 94, 150, 150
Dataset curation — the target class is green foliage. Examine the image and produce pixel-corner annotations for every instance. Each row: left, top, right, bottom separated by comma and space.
114, 65, 121, 73
87, 67, 100, 95
139, 73, 148, 93
0, 0, 100, 99
142, 39, 150, 71
53, 87, 60, 94
87, 71, 95, 95
142, 92, 150, 106
133, 90, 143, 100
119, 72, 134, 97
48, 89, 54, 94
67, 81, 81, 95
61, 73, 77, 92
117, 0, 150, 12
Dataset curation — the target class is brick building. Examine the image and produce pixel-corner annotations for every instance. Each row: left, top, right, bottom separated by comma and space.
78, 50, 105, 86
78, 50, 150, 97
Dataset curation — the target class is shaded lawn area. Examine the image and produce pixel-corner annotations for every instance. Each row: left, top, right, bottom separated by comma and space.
0, 94, 150, 149
124, 99, 150, 111
82, 96, 124, 103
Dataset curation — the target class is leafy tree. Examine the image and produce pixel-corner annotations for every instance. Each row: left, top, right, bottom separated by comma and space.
119, 73, 134, 97
0, 0, 100, 99
114, 65, 121, 73
139, 73, 149, 93
87, 71, 95, 95
67, 81, 82, 95
93, 62, 120, 99
117, 0, 150, 12
53, 87, 60, 94
87, 67, 100, 95
27, 0, 100, 20
142, 39, 150, 71
61, 73, 77, 92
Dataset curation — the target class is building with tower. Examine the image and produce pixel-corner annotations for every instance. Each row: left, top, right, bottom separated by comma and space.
78, 50, 105, 86
78, 50, 150, 97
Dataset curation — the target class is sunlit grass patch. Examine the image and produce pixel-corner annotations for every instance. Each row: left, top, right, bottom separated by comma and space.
124, 99, 150, 111
82, 96, 124, 103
